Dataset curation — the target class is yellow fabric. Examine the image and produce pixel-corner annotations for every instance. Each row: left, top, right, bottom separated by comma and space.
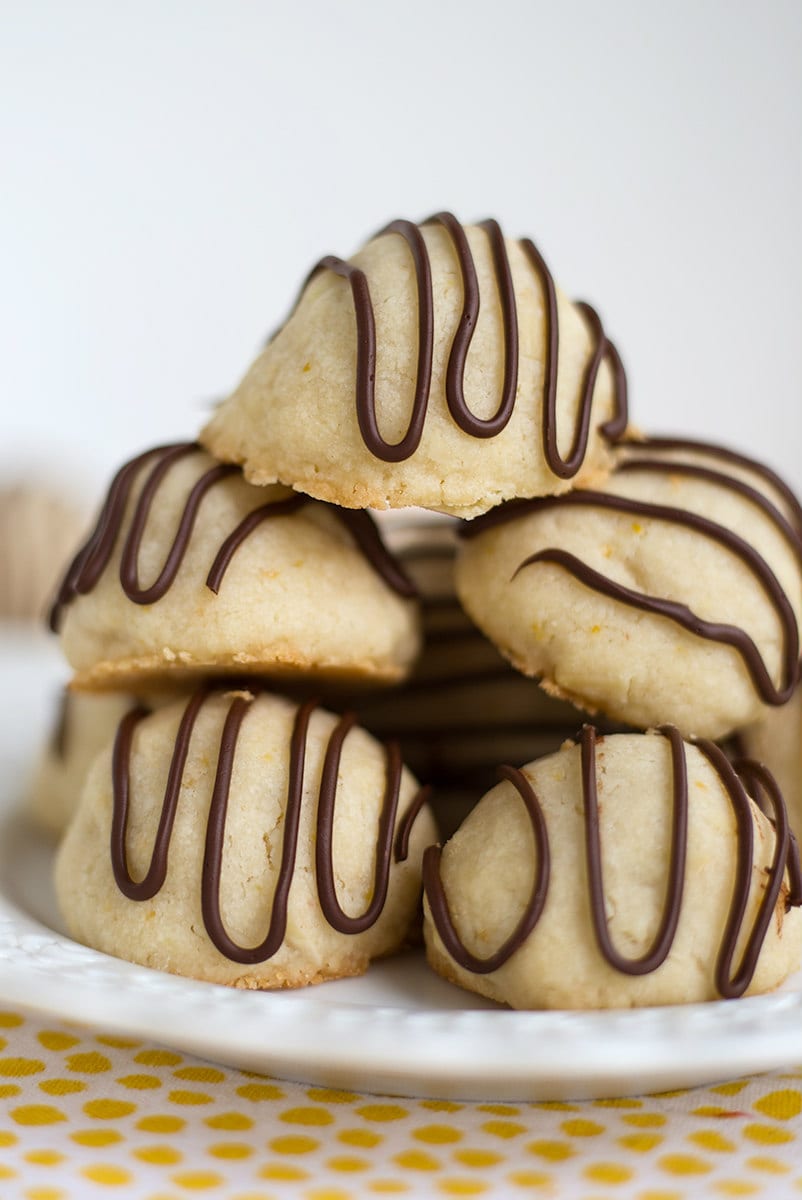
0, 1008, 800, 1198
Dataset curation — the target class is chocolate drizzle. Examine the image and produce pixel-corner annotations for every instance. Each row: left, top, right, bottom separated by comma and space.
49, 443, 416, 630
300, 213, 627, 474
423, 764, 550, 974
110, 690, 426, 964
694, 740, 800, 998
621, 436, 802, 536
423, 726, 802, 997
583, 725, 687, 974
461, 439, 802, 706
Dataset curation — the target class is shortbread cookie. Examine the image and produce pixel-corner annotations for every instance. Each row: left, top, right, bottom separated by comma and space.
738, 684, 802, 847
423, 727, 802, 1009
55, 688, 437, 988
457, 437, 802, 740
201, 214, 629, 517
29, 685, 187, 837
29, 688, 138, 837
50, 443, 420, 689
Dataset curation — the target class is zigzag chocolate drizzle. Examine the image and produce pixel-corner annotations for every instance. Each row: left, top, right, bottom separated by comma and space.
620, 436, 802, 535
423, 726, 802, 997
111, 689, 427, 964
49, 443, 415, 631
696, 741, 802, 997
461, 439, 802, 706
423, 763, 550, 974
297, 213, 627, 473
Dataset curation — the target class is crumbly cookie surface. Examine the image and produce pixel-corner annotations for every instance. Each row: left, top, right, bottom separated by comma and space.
29, 685, 190, 837
456, 438, 802, 739
201, 217, 627, 517
739, 684, 802, 847
423, 729, 802, 1009
29, 689, 135, 837
55, 689, 437, 988
53, 444, 421, 689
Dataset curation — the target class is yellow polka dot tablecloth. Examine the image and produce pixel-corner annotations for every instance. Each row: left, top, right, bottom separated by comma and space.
0, 1009, 800, 1199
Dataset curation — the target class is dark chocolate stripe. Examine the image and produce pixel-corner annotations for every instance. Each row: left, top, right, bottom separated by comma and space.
462, 482, 800, 705
372, 220, 434, 456
439, 216, 519, 437
695, 739, 791, 998
315, 713, 403, 933
616, 458, 802, 568
395, 785, 433, 863
423, 764, 550, 974
206, 499, 416, 599
298, 214, 627, 472
111, 690, 209, 900
306, 254, 413, 462
51, 445, 416, 629
508, 490, 799, 705
623, 436, 802, 535
110, 690, 427, 964
735, 759, 802, 907
427, 212, 482, 430
518, 548, 796, 706
120, 457, 239, 604
205, 494, 307, 594
202, 694, 306, 963
334, 509, 418, 598
49, 444, 188, 630
424, 726, 801, 996
583, 725, 687, 974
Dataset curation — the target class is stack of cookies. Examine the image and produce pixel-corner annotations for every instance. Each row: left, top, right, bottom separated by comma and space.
40, 213, 802, 1009
42, 445, 437, 988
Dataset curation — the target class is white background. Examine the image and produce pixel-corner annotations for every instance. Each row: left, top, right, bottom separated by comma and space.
2, 0, 801, 505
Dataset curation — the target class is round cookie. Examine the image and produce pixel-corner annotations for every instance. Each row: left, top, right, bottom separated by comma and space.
29, 684, 189, 837
30, 687, 139, 837
423, 727, 802, 1009
456, 436, 802, 740
200, 214, 629, 517
50, 442, 420, 690
55, 688, 437, 989
738, 684, 802, 848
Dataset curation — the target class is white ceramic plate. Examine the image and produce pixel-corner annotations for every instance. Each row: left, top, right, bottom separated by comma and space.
1, 631, 800, 1102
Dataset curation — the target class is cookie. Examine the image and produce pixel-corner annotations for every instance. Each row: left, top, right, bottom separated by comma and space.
737, 684, 802, 847
29, 684, 188, 837
200, 214, 628, 517
423, 726, 802, 1009
50, 443, 420, 689
55, 688, 437, 989
456, 436, 802, 739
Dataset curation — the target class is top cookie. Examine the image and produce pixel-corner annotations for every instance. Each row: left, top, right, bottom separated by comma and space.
201, 214, 628, 517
